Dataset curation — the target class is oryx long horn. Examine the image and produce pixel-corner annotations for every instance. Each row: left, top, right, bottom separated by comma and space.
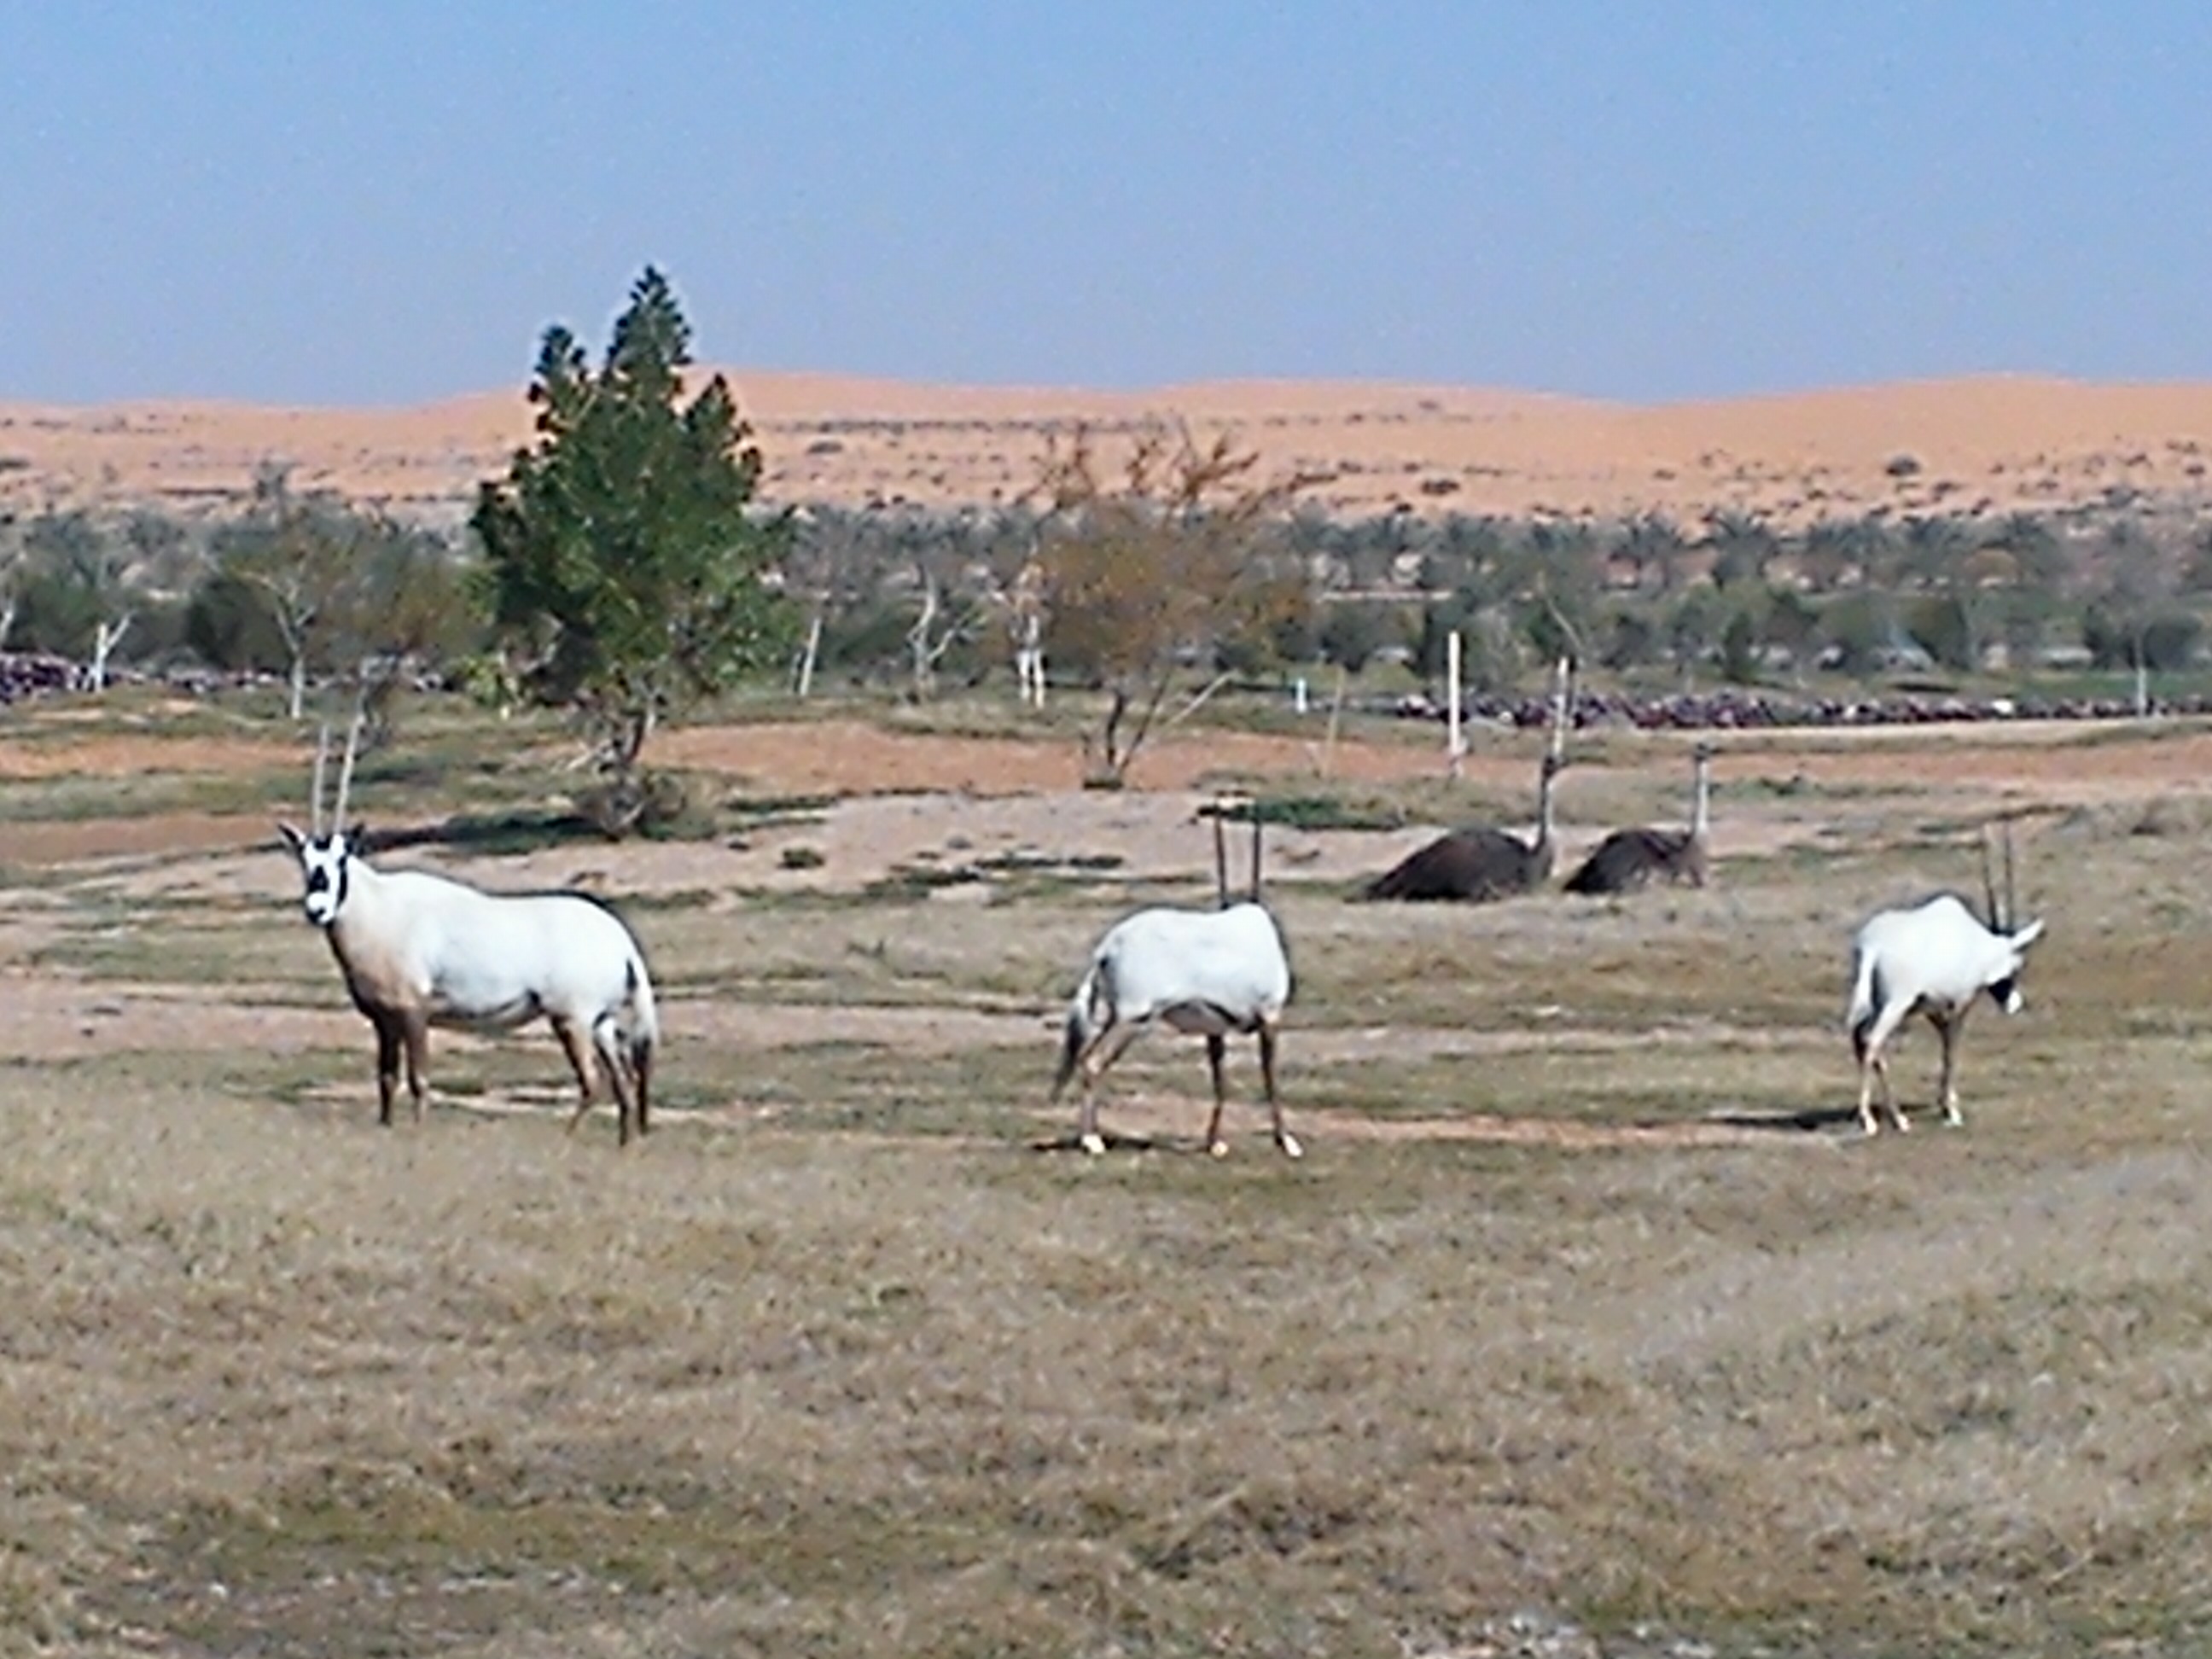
311, 724, 331, 839
331, 716, 363, 834
2003, 815, 2018, 933
1212, 800, 1231, 910
1979, 824, 2001, 931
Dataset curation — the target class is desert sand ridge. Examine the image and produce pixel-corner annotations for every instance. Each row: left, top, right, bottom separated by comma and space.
3, 370, 2209, 527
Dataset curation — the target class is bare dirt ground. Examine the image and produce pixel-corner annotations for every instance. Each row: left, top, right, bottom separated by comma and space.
6, 713, 2197, 900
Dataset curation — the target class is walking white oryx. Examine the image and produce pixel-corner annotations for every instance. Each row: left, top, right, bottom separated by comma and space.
1844, 819, 2046, 1136
1051, 800, 1300, 1159
278, 721, 661, 1144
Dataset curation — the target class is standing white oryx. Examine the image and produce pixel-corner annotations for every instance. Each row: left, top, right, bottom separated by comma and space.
1845, 820, 2045, 1136
1051, 802, 1300, 1159
278, 722, 661, 1144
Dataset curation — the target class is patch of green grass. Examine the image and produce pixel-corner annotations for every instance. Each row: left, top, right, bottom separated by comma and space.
1202, 791, 1411, 832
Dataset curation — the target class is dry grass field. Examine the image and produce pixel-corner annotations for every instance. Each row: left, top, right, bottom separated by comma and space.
3, 690, 2212, 1657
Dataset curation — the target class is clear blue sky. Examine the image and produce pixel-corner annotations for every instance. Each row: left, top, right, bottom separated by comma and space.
3, 2, 2207, 406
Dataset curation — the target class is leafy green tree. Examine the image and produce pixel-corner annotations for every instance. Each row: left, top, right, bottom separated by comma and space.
1720, 605, 1761, 684
1617, 513, 1690, 593
1704, 510, 1779, 591
2085, 522, 2183, 704
1666, 588, 1724, 684
334, 525, 485, 742
1599, 605, 1662, 671
1317, 601, 1400, 672
473, 268, 793, 827
1817, 591, 1893, 680
1511, 520, 1603, 665
1759, 585, 1821, 678
15, 510, 138, 686
184, 570, 289, 672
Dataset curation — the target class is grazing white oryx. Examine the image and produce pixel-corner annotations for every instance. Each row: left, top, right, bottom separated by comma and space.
1845, 820, 2045, 1136
278, 722, 661, 1144
1051, 802, 1300, 1159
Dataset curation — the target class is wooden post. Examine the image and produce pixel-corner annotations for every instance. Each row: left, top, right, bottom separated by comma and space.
1446, 629, 1464, 779
1320, 664, 1348, 779
795, 612, 824, 699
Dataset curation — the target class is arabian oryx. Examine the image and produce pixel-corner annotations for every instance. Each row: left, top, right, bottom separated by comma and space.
278, 722, 661, 1144
1845, 820, 2046, 1136
1051, 801, 1300, 1159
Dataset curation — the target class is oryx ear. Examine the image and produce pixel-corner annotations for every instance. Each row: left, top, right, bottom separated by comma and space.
2011, 918, 2046, 951
277, 822, 308, 857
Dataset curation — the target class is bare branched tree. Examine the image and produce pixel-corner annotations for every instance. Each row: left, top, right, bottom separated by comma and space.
1034, 420, 1318, 786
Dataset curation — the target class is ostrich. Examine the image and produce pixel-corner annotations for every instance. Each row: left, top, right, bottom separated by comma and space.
1359, 661, 1571, 904
1563, 742, 1714, 896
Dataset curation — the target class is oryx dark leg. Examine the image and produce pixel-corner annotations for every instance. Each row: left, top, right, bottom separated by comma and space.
587, 1016, 642, 1149
399, 1010, 431, 1123
552, 1016, 602, 1138
1202, 1032, 1230, 1157
371, 1013, 404, 1127
1258, 1018, 1302, 1159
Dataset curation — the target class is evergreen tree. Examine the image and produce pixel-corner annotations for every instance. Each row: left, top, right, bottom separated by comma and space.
473, 268, 792, 828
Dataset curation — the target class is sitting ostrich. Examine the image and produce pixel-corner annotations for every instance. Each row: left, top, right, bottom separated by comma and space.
1563, 742, 1714, 896
1359, 661, 1571, 904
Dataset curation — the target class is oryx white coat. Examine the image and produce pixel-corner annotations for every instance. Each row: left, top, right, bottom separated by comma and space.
1846, 893, 2045, 1136
1051, 899, 1300, 1159
278, 722, 660, 1144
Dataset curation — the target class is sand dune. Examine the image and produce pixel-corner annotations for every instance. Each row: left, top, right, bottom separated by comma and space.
2, 370, 2208, 529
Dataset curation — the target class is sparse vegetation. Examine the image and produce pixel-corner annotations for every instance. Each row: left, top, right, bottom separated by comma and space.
2, 698, 2210, 1655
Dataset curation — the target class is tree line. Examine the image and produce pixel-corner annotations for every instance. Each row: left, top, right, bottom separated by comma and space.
5, 268, 2209, 815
